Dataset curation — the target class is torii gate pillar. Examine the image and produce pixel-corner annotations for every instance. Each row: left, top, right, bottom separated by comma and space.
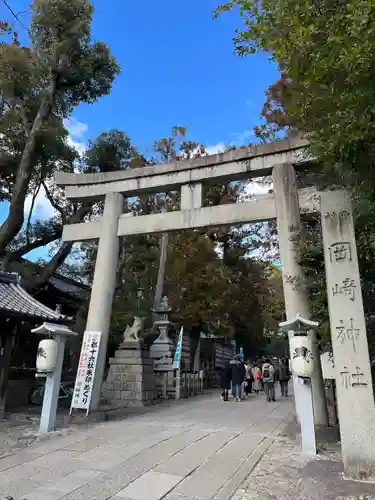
272, 163, 328, 428
87, 192, 123, 411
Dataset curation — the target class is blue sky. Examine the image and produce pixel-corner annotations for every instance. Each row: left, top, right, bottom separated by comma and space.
0, 0, 279, 262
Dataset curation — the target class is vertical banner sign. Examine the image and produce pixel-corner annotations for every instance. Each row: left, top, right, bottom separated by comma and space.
231, 340, 236, 358
70, 331, 101, 415
239, 347, 244, 362
173, 326, 183, 370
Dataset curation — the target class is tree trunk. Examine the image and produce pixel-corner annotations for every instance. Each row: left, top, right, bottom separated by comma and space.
0, 87, 57, 256
153, 232, 169, 310
24, 242, 73, 292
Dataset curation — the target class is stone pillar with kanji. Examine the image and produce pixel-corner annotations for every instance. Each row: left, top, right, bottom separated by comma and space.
321, 190, 375, 480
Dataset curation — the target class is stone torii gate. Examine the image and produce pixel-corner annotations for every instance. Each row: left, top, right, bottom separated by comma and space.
56, 137, 375, 479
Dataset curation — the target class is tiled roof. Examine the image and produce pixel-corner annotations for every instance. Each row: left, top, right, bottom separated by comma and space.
49, 275, 89, 300
0, 272, 67, 322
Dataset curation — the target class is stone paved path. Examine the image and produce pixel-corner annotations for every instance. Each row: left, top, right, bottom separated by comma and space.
233, 436, 375, 500
0, 391, 294, 500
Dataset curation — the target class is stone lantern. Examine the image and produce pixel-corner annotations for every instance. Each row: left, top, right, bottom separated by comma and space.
150, 296, 175, 397
279, 313, 318, 456
32, 322, 77, 433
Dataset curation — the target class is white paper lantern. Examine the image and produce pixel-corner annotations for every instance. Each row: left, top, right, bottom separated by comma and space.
36, 339, 58, 373
289, 335, 315, 378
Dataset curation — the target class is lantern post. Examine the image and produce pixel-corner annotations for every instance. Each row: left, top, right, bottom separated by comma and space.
279, 314, 318, 456
32, 322, 77, 434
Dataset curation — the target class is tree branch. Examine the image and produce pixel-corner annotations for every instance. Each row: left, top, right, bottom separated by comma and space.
4, 203, 92, 264
25, 181, 42, 244
5, 225, 63, 264
41, 180, 65, 216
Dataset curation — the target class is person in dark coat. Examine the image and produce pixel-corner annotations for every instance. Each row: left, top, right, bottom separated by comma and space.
230, 355, 246, 401
279, 358, 291, 397
220, 360, 231, 401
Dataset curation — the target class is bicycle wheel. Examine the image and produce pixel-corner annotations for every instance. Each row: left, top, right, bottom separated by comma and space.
28, 386, 44, 405
65, 385, 74, 397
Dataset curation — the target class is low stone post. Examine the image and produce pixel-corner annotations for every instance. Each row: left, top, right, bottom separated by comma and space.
320, 352, 338, 427
150, 297, 175, 398
175, 370, 181, 400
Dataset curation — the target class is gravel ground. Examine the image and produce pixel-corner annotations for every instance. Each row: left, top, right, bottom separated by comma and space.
0, 416, 97, 460
232, 436, 375, 500
0, 420, 39, 458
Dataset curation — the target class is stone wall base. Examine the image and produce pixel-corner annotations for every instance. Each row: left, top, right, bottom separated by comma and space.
102, 341, 156, 406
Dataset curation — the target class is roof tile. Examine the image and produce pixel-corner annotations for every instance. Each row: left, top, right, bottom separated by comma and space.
0, 272, 66, 321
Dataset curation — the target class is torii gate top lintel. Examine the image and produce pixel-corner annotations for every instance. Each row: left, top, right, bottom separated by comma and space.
55, 136, 310, 202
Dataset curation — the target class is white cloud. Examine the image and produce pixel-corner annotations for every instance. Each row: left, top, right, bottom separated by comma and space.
64, 118, 88, 139
205, 142, 227, 155
24, 183, 56, 221
64, 117, 88, 156
67, 135, 87, 156
244, 180, 273, 197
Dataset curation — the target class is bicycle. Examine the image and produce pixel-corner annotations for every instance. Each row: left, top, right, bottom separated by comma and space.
28, 381, 74, 406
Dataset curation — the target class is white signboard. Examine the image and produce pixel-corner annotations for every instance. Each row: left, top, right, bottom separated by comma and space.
173, 326, 183, 370
70, 331, 101, 414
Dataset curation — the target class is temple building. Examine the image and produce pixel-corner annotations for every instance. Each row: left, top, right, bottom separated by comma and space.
0, 269, 89, 416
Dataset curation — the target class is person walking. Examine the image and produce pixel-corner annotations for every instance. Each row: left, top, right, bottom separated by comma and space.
279, 358, 290, 397
230, 355, 246, 402
244, 361, 253, 398
262, 358, 276, 402
220, 360, 231, 401
273, 358, 281, 389
252, 363, 262, 395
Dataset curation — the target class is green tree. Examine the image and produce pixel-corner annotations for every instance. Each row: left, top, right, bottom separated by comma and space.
151, 126, 191, 311
214, 0, 375, 197
215, 0, 375, 356
4, 130, 140, 291
0, 0, 119, 256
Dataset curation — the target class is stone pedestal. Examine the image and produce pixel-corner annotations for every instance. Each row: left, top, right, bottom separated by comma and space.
102, 340, 155, 407
150, 331, 175, 398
